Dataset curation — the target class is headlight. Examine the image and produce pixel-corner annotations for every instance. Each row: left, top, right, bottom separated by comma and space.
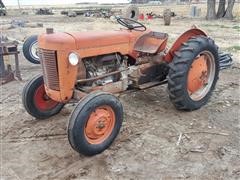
68, 53, 79, 66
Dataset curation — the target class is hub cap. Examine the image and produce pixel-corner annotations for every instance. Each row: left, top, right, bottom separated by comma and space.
30, 41, 39, 59
187, 51, 216, 101
33, 84, 59, 111
84, 106, 115, 144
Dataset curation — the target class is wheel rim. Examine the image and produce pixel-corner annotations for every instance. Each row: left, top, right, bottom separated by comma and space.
84, 105, 116, 144
187, 51, 216, 101
30, 41, 39, 60
33, 84, 59, 111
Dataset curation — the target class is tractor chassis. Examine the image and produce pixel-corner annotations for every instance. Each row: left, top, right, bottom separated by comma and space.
73, 66, 168, 101
73, 80, 168, 101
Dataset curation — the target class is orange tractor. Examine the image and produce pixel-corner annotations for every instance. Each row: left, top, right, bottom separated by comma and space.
22, 18, 220, 156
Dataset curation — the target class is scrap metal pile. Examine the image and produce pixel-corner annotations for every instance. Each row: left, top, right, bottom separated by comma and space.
35, 8, 54, 15
61, 8, 117, 18
62, 5, 138, 20
61, 5, 176, 23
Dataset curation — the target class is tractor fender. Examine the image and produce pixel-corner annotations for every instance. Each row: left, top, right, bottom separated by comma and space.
164, 28, 207, 62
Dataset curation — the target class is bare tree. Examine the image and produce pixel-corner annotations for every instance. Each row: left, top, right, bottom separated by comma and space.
206, 0, 216, 20
207, 0, 235, 20
224, 0, 235, 19
217, 0, 226, 18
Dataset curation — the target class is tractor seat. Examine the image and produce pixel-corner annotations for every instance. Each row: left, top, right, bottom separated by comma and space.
134, 32, 168, 54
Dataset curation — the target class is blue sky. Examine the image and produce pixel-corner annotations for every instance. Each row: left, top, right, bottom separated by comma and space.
3, 0, 129, 6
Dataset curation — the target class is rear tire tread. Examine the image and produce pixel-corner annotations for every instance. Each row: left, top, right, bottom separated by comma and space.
167, 36, 219, 111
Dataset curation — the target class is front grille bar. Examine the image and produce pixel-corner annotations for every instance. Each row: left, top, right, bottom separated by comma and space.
39, 49, 60, 91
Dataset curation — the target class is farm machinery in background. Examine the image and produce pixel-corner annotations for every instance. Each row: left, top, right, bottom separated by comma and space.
61, 4, 140, 19
22, 17, 232, 156
35, 8, 54, 15
0, 0, 7, 16
61, 4, 175, 25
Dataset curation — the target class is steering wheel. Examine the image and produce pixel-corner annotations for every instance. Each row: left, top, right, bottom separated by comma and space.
117, 17, 147, 32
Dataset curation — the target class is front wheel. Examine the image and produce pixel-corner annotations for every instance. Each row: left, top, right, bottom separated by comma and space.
68, 91, 123, 156
22, 75, 64, 119
167, 36, 219, 110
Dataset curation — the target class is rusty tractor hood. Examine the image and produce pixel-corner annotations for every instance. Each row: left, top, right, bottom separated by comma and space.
38, 30, 131, 51
68, 30, 131, 49
38, 32, 76, 51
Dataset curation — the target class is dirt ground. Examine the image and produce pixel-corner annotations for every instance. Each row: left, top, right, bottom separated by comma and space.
1, 4, 240, 180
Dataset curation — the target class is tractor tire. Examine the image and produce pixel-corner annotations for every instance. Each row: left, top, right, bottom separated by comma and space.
122, 4, 139, 21
68, 91, 123, 156
23, 35, 40, 64
163, 9, 171, 26
167, 36, 219, 111
22, 75, 64, 119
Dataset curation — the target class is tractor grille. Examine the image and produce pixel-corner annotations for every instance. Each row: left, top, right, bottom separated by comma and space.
39, 49, 60, 91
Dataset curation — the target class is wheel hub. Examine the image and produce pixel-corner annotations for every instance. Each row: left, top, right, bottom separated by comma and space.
33, 84, 59, 111
188, 55, 208, 93
187, 51, 216, 101
30, 41, 39, 59
85, 106, 115, 144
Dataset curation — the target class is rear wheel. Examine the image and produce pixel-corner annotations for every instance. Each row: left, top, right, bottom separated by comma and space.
23, 35, 40, 64
167, 36, 219, 110
68, 91, 123, 156
22, 75, 64, 119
